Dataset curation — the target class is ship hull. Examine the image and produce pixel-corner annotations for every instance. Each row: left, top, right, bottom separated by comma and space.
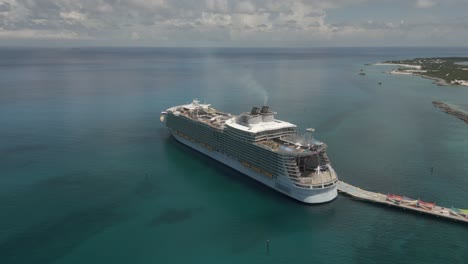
172, 132, 337, 204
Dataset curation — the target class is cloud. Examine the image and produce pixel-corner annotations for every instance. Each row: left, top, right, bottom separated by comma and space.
415, 0, 436, 8
60, 11, 86, 22
0, 1, 11, 12
0, 0, 354, 42
235, 1, 256, 14
0, 28, 82, 39
0, 0, 466, 46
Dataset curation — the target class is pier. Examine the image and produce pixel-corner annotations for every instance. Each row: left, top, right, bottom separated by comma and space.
337, 181, 468, 223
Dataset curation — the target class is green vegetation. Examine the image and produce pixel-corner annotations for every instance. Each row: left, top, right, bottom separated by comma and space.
385, 57, 468, 83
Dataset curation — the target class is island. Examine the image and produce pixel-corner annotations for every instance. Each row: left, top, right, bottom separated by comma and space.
376, 57, 468, 87
432, 101, 468, 124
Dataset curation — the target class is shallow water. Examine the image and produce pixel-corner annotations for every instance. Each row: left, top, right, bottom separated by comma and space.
1, 47, 467, 264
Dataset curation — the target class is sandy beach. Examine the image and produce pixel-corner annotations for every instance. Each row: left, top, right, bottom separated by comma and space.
388, 70, 413, 75
374, 62, 422, 69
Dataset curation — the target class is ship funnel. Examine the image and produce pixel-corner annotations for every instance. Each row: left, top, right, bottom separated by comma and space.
260, 106, 269, 114
251, 107, 260, 115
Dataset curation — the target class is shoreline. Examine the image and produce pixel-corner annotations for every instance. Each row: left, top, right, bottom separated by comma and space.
375, 61, 468, 87
374, 62, 422, 69
416, 74, 450, 86
385, 70, 451, 86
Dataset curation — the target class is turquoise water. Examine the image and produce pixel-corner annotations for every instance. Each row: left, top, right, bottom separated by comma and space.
1, 47, 467, 264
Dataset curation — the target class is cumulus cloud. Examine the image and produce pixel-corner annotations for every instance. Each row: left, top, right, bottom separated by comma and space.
0, 0, 466, 46
60, 11, 86, 22
0, 0, 359, 42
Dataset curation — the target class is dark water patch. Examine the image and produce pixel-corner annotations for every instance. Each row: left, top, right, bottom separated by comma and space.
0, 203, 125, 264
134, 174, 159, 198
0, 144, 48, 172
148, 207, 204, 227
0, 158, 36, 170
15, 159, 35, 169
127, 133, 160, 144
37, 169, 133, 198
0, 144, 48, 157
0, 169, 136, 235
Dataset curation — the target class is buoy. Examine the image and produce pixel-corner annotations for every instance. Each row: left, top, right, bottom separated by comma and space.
266, 240, 270, 254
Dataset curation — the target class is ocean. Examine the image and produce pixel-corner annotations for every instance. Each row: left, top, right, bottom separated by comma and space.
0, 47, 467, 264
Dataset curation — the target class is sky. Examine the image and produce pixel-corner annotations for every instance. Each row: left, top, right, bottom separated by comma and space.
0, 0, 467, 47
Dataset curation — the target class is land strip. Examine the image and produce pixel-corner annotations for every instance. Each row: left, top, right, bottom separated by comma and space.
432, 101, 468, 124
377, 57, 468, 87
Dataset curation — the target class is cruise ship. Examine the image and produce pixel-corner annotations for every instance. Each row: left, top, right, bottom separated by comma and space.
160, 100, 338, 203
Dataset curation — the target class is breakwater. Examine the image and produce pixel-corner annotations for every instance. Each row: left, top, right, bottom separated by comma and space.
432, 101, 468, 124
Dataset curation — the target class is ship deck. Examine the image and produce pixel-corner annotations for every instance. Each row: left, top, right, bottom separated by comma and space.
177, 107, 230, 130
257, 139, 325, 155
297, 170, 337, 186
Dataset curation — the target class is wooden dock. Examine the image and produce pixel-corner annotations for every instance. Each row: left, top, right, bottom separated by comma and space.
337, 181, 468, 224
